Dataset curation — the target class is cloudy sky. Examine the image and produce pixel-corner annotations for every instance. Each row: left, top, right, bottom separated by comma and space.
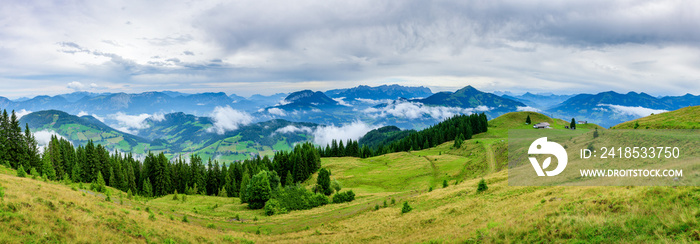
1, 0, 699, 99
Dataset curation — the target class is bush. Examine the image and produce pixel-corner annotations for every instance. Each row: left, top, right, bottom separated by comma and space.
332, 190, 355, 204
29, 167, 39, 178
477, 178, 488, 193
148, 213, 156, 221
271, 185, 328, 212
264, 199, 287, 216
182, 215, 189, 223
331, 180, 341, 192
16, 165, 26, 178
442, 180, 448, 188
401, 202, 412, 214
391, 198, 395, 205
206, 223, 216, 229
173, 190, 179, 200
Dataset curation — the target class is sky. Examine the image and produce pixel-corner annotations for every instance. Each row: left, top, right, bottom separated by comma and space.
1, 0, 699, 99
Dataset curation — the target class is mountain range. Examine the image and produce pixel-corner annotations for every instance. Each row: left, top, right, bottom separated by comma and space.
5, 84, 700, 160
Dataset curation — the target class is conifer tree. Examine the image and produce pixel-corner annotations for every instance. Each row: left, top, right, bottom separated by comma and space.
16, 165, 26, 177
41, 150, 56, 180
316, 168, 332, 195
526, 114, 531, 124
285, 171, 294, 187
142, 178, 153, 197
95, 171, 106, 193
239, 173, 250, 203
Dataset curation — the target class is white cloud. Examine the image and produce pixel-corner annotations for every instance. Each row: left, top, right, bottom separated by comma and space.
91, 114, 105, 122
106, 112, 166, 134
34, 130, 66, 153
67, 81, 87, 91
150, 112, 166, 122
275, 125, 313, 134
516, 106, 541, 112
363, 101, 483, 120
332, 97, 352, 107
355, 98, 392, 105
313, 121, 379, 147
267, 107, 287, 116
77, 111, 88, 117
15, 109, 31, 119
597, 104, 667, 117
206, 106, 254, 134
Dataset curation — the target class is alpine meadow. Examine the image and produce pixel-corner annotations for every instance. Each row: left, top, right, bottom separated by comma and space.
2, 1, 700, 243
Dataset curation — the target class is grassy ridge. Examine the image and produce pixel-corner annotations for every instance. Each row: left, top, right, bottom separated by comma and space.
2, 111, 698, 242
612, 105, 700, 129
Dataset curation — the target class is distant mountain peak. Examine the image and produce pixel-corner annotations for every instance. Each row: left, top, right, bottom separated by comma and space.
284, 90, 337, 106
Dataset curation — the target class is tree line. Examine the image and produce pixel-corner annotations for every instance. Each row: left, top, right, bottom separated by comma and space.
318, 113, 488, 158
1, 108, 323, 199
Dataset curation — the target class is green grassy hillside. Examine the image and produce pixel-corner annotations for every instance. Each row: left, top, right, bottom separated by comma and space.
2, 111, 697, 242
611, 106, 700, 129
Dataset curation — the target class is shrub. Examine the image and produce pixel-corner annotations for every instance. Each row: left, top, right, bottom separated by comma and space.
331, 180, 341, 192
264, 199, 287, 216
391, 198, 395, 205
206, 223, 216, 229
332, 190, 355, 204
16, 165, 26, 178
173, 190, 179, 200
127, 189, 133, 199
401, 202, 412, 214
593, 128, 599, 138
383, 200, 388, 208
271, 185, 328, 212
148, 213, 156, 221
29, 167, 39, 178
442, 180, 448, 188
429, 186, 433, 192
477, 178, 488, 193
182, 215, 189, 223
374, 204, 379, 210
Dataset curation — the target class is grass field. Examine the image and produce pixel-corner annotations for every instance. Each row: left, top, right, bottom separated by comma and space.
1, 111, 698, 243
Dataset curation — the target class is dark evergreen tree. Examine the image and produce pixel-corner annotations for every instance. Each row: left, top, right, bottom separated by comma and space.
526, 114, 532, 124
317, 168, 332, 195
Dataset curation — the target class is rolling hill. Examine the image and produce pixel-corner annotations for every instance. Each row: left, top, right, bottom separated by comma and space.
417, 86, 526, 118
547, 91, 700, 128
18, 110, 149, 150
611, 105, 700, 129
1, 111, 697, 242
19, 110, 318, 162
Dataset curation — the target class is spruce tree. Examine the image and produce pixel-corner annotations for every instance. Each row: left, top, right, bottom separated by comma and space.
142, 178, 153, 197
41, 150, 56, 180
285, 171, 294, 187
570, 118, 576, 130
239, 173, 250, 203
526, 114, 531, 124
316, 168, 332, 195
477, 178, 488, 193
16, 165, 26, 177
95, 171, 106, 193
